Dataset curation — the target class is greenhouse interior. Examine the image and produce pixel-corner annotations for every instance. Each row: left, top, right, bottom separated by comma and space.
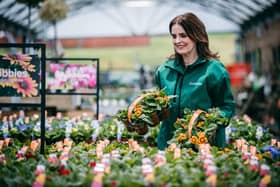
0, 0, 280, 186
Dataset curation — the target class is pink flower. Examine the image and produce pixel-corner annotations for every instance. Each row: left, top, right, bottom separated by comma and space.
50, 64, 59, 73
88, 79, 96, 88
223, 172, 230, 177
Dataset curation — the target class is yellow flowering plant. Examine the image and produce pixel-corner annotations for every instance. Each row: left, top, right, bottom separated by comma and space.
168, 108, 228, 149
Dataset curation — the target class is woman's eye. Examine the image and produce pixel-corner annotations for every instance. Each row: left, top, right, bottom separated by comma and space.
180, 34, 187, 38
171, 34, 176, 39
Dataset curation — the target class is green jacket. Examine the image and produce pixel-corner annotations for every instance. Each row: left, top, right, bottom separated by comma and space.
154, 57, 235, 150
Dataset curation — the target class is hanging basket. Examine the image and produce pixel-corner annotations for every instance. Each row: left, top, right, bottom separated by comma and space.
127, 93, 154, 124
126, 92, 169, 135
116, 89, 173, 135
170, 108, 226, 148
186, 109, 218, 145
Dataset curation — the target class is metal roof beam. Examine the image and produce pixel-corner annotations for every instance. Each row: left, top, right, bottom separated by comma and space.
190, 0, 244, 24
241, 0, 280, 31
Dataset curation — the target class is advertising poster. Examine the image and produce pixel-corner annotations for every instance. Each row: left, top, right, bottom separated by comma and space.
0, 54, 40, 97
46, 63, 97, 91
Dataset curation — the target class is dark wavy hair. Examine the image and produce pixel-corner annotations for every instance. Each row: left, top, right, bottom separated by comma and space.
168, 12, 219, 61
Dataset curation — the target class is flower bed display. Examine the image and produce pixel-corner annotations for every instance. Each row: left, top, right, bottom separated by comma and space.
0, 112, 158, 145
0, 110, 280, 187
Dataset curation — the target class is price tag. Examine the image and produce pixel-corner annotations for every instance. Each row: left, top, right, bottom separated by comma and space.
111, 150, 120, 158
93, 163, 105, 174
142, 164, 153, 175
65, 121, 72, 138
117, 121, 124, 142
91, 120, 100, 141
2, 121, 9, 138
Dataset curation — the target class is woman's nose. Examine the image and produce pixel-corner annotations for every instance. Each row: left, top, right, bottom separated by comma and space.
174, 36, 181, 43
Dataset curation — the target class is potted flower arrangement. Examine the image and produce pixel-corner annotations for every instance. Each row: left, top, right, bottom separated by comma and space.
168, 108, 228, 149
116, 89, 173, 135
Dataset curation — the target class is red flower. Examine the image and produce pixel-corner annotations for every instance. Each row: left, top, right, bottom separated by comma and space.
59, 169, 71, 175
16, 153, 25, 159
111, 180, 117, 186
26, 153, 36, 159
34, 170, 43, 175
89, 161, 96, 168
58, 165, 71, 175
223, 172, 230, 177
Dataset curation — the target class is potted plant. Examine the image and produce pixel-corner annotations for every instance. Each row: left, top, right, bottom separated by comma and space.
169, 108, 228, 148
116, 89, 174, 135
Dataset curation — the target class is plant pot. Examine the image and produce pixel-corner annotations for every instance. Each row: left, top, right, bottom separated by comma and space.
149, 112, 160, 127
126, 124, 135, 132
122, 120, 130, 126
122, 120, 135, 132
135, 124, 149, 135
159, 107, 170, 120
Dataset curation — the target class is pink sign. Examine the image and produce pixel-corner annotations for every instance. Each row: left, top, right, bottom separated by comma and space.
47, 63, 97, 90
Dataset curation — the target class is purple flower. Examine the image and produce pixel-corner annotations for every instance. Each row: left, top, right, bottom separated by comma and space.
262, 145, 280, 159
58, 122, 65, 128
18, 125, 28, 132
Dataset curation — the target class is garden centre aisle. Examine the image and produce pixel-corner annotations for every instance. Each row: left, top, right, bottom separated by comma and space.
1, 0, 280, 186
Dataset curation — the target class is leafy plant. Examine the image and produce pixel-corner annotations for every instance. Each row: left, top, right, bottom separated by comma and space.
169, 108, 228, 149
116, 89, 174, 135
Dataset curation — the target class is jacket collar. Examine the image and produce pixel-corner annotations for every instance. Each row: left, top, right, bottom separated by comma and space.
164, 57, 207, 75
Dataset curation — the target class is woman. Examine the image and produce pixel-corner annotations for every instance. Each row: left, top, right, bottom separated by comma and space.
154, 12, 235, 150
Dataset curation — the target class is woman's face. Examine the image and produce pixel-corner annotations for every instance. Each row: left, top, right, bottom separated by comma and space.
171, 24, 196, 56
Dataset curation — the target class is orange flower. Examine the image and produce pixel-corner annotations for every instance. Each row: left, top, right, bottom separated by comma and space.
190, 136, 198, 144
197, 132, 206, 138
12, 76, 38, 97
205, 113, 210, 118
224, 148, 231, 153
197, 121, 204, 127
198, 136, 208, 144
19, 61, 35, 72
135, 105, 142, 109
180, 123, 187, 129
264, 151, 272, 158
256, 153, 263, 161
177, 133, 187, 141
164, 96, 169, 102
135, 110, 142, 117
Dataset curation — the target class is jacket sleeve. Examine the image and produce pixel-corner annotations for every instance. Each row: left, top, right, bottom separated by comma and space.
209, 67, 235, 118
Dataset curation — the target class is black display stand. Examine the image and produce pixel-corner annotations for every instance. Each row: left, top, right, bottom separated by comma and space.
0, 43, 46, 154
0, 46, 100, 155
45, 58, 100, 119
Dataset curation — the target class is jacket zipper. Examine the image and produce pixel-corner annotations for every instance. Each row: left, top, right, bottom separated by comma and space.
173, 74, 180, 103
177, 73, 185, 117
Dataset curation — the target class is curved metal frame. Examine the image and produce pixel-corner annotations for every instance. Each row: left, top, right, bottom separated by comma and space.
0, 0, 278, 39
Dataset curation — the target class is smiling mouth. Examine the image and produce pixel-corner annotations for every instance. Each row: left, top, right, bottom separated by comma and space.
176, 46, 185, 49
